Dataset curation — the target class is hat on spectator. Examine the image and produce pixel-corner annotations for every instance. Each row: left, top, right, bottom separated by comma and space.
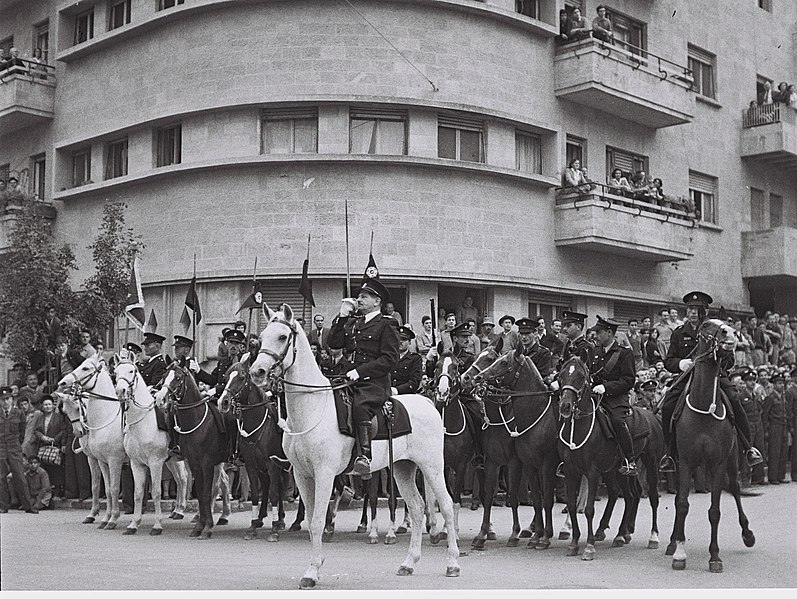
450, 323, 471, 338
741, 369, 757, 381
173, 335, 194, 349
771, 372, 785, 383
683, 291, 713, 308
125, 342, 142, 354
561, 311, 588, 326
515, 318, 538, 333
0, 386, 12, 398
756, 365, 771, 375
498, 315, 515, 326
143, 332, 166, 345
635, 379, 656, 392
592, 315, 620, 334
398, 326, 415, 341
224, 329, 246, 344
360, 278, 390, 303
481, 317, 495, 326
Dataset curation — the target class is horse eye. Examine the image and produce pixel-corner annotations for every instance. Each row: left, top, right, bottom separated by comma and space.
278, 335, 287, 341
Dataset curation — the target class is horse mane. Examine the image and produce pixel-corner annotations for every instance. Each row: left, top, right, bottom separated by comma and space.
515, 352, 546, 388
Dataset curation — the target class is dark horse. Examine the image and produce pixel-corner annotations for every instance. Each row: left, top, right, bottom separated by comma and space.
155, 362, 228, 539
557, 356, 664, 560
218, 363, 304, 540
665, 318, 755, 572
471, 348, 559, 550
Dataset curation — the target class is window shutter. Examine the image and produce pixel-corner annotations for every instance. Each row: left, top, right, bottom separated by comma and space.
613, 301, 656, 332
687, 45, 714, 64
688, 171, 715, 194
438, 113, 484, 132
527, 290, 572, 308
350, 107, 407, 120
256, 282, 309, 332
263, 107, 318, 121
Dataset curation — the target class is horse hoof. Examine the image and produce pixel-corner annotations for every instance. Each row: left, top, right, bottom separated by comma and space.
253, 519, 264, 529
709, 560, 723, 573
367, 536, 379, 545
623, 534, 632, 544
446, 566, 460, 578
82, 517, 95, 524
430, 533, 441, 545
486, 532, 497, 541
471, 538, 485, 550
299, 577, 316, 589
519, 529, 532, 539
535, 539, 551, 550
566, 546, 579, 557
149, 528, 162, 536
396, 526, 408, 534
172, 513, 184, 520
216, 518, 228, 526
357, 524, 368, 534
397, 566, 414, 576
558, 531, 570, 541
192, 514, 200, 523
289, 523, 302, 533
123, 528, 137, 535
272, 520, 285, 531
612, 537, 625, 548
385, 536, 396, 545
105, 522, 117, 530
189, 530, 201, 538
647, 540, 659, 550
581, 546, 595, 561
665, 543, 677, 556
672, 559, 686, 571
439, 531, 447, 540
97, 522, 108, 529
594, 531, 606, 542
743, 531, 755, 548
322, 532, 333, 543
268, 533, 280, 542
506, 538, 519, 548
244, 531, 256, 541
199, 531, 212, 540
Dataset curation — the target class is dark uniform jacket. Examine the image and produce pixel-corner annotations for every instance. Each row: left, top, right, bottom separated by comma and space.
518, 342, 553, 379
138, 354, 171, 387
591, 341, 635, 405
763, 390, 787, 426
561, 335, 594, 367
540, 332, 564, 363
391, 351, 423, 394
175, 356, 216, 387
664, 322, 700, 374
738, 387, 762, 426
0, 406, 27, 456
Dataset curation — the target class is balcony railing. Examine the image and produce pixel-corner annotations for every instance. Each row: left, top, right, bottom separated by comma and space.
0, 59, 57, 135
739, 103, 797, 169
555, 182, 696, 222
742, 103, 781, 128
0, 58, 56, 82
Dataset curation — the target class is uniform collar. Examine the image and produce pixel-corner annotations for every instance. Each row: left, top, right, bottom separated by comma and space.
363, 310, 381, 324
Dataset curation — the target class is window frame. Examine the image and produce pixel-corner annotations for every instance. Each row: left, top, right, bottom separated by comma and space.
515, 1, 540, 19
758, 0, 772, 12
688, 44, 717, 100
105, 138, 129, 180
261, 109, 319, 155
108, 0, 132, 31
349, 108, 408, 156
72, 148, 92, 187
158, 0, 185, 10
515, 129, 542, 174
605, 146, 649, 183
688, 170, 718, 225
155, 124, 182, 167
74, 9, 95, 45
33, 21, 49, 63
565, 134, 587, 169
31, 154, 46, 200
437, 114, 485, 164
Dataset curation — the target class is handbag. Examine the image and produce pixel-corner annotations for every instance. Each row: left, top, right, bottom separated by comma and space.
38, 442, 62, 466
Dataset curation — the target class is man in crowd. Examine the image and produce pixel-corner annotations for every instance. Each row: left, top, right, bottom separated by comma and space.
559, 311, 593, 366
24, 455, 52, 511
655, 309, 674, 355
478, 318, 499, 352
77, 330, 96, 359
1, 386, 37, 514
391, 326, 423, 395
591, 5, 614, 43
383, 301, 403, 326
515, 318, 553, 381
738, 369, 766, 486
17, 373, 46, 411
634, 379, 657, 410
172, 335, 215, 386
492, 315, 519, 356
43, 305, 63, 350
414, 316, 435, 359
463, 318, 481, 357
538, 317, 564, 371
763, 372, 788, 484
309, 314, 330, 350
456, 295, 480, 328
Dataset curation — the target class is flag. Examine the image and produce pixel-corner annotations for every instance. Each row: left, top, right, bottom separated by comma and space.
184, 275, 202, 324
236, 281, 263, 314
147, 310, 158, 333
362, 253, 379, 282
179, 306, 191, 332
124, 255, 145, 331
298, 258, 315, 307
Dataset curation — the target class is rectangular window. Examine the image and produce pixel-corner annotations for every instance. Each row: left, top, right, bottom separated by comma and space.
108, 0, 132, 31
105, 139, 128, 180
437, 114, 484, 163
515, 1, 540, 19
611, 11, 647, 53
0, 163, 9, 185
750, 188, 766, 231
758, 0, 772, 12
74, 9, 94, 44
688, 44, 716, 99
1, 36, 14, 57
565, 134, 586, 172
34, 21, 49, 63
756, 75, 773, 105
605, 147, 648, 182
156, 124, 182, 167
158, 0, 185, 10
262, 108, 318, 154
349, 108, 407, 155
72, 149, 91, 187
769, 193, 783, 228
689, 171, 718, 225
515, 130, 542, 174
31, 154, 46, 200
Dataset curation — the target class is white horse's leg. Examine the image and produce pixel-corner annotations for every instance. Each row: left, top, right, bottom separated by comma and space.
84, 455, 102, 524
217, 465, 231, 524
559, 511, 573, 541
125, 460, 147, 535
165, 460, 186, 518
105, 459, 124, 530
97, 460, 112, 528
425, 478, 442, 541
392, 462, 424, 575
417, 461, 461, 577
298, 470, 334, 589
148, 457, 165, 535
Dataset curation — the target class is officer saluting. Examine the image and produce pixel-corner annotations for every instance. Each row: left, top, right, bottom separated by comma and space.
172, 335, 215, 386
138, 332, 171, 388
328, 278, 400, 480
391, 326, 423, 395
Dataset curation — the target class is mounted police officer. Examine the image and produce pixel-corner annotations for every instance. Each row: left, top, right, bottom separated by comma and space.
138, 332, 171, 388
515, 317, 553, 381
658, 291, 763, 473
329, 278, 400, 480
560, 311, 594, 365
172, 335, 215, 386
590, 316, 638, 476
211, 328, 247, 388
391, 326, 423, 395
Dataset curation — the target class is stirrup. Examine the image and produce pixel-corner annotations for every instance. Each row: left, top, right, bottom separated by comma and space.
659, 455, 676, 473
619, 458, 637, 476
555, 462, 565, 478
353, 456, 372, 480
745, 447, 764, 467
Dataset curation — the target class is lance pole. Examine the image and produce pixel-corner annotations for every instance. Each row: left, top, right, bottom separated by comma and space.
191, 254, 197, 354
247, 256, 257, 336
345, 197, 351, 296
302, 234, 310, 329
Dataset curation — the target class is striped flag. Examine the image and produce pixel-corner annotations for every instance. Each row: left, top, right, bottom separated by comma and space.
184, 275, 202, 324
124, 254, 145, 331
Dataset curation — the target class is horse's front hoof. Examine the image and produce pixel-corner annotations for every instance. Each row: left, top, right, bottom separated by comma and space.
672, 559, 686, 571
268, 533, 280, 542
82, 516, 95, 524
506, 537, 519, 548
192, 513, 200, 523
709, 560, 723, 573
289, 522, 302, 533
216, 517, 228, 526
357, 524, 367, 533
396, 525, 408, 534
566, 545, 579, 557
535, 538, 551, 550
581, 545, 595, 561
105, 522, 117, 530
384, 535, 396, 545
623, 534, 632, 544
612, 536, 625, 548
558, 531, 570, 541
251, 519, 264, 529
397, 566, 414, 576
199, 531, 212, 540
272, 520, 285, 531
665, 542, 677, 556
743, 530, 755, 548
519, 529, 531, 538
439, 531, 447, 540
97, 521, 108, 529
471, 537, 485, 550
486, 531, 497, 541
244, 530, 256, 541
647, 540, 659, 550
322, 531, 333, 543
189, 529, 201, 538
367, 536, 378, 545
149, 528, 162, 536
594, 530, 606, 542
299, 577, 316, 589
123, 528, 137, 535
430, 533, 441, 545
446, 566, 460, 578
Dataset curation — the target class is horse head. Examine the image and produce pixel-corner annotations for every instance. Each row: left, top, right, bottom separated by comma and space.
218, 362, 250, 414
557, 356, 592, 420
154, 361, 190, 411
56, 390, 86, 439
697, 318, 737, 361
434, 353, 461, 409
461, 346, 498, 391
113, 356, 139, 404
57, 352, 105, 394
472, 350, 528, 391
250, 302, 302, 389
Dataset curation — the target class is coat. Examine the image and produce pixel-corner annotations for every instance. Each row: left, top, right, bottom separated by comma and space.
391, 351, 423, 394
0, 405, 27, 456
138, 354, 171, 387
518, 341, 553, 379
591, 341, 635, 407
561, 335, 594, 367
34, 410, 67, 448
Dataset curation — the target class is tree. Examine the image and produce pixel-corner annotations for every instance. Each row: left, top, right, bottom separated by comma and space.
0, 195, 78, 365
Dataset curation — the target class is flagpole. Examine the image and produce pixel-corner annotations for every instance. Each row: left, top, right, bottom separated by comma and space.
247, 256, 257, 336
302, 234, 310, 327
345, 197, 351, 296
191, 254, 196, 349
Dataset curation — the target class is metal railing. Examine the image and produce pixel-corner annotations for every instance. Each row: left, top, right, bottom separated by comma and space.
555, 182, 696, 223
0, 58, 56, 83
742, 103, 781, 128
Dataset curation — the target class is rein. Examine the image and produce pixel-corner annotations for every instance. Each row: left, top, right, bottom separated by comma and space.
557, 359, 598, 450
164, 367, 212, 435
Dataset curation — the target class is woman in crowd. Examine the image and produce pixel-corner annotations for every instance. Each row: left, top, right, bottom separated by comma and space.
607, 168, 633, 196
563, 159, 590, 192
645, 328, 662, 366
34, 395, 66, 499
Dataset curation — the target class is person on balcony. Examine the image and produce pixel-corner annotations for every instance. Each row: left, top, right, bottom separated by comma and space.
0, 48, 27, 78
591, 5, 614, 44
759, 80, 774, 105
565, 8, 591, 42
30, 48, 47, 80
772, 82, 790, 104
607, 168, 633, 196
563, 159, 591, 193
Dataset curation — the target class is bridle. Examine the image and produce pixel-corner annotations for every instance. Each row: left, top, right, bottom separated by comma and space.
434, 357, 467, 437
114, 361, 155, 426
62, 361, 122, 433
558, 357, 598, 451
227, 370, 274, 441
258, 317, 300, 394
684, 320, 729, 421
161, 363, 212, 435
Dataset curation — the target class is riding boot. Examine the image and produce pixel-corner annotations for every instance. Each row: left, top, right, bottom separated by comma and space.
168, 421, 184, 460
353, 421, 372, 480
658, 395, 677, 472
616, 422, 637, 476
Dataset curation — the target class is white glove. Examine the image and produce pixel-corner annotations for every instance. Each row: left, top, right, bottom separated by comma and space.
592, 384, 606, 395
346, 369, 360, 381
339, 298, 356, 317
391, 387, 398, 395
550, 380, 560, 391
679, 359, 693, 372
205, 387, 217, 397
188, 359, 200, 373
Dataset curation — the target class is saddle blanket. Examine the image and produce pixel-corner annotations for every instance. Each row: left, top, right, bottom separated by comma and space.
597, 406, 651, 442
334, 389, 412, 440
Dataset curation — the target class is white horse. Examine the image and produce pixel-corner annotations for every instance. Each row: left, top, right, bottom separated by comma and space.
58, 354, 127, 529
113, 357, 192, 535
249, 303, 460, 588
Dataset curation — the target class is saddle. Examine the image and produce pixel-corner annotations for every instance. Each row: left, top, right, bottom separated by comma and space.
596, 405, 651, 443
333, 386, 412, 441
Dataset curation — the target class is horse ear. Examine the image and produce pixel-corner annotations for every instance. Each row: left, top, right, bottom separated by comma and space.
282, 303, 294, 322
262, 302, 276, 321
718, 305, 727, 321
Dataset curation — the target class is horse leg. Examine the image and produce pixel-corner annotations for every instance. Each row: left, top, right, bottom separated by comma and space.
707, 466, 723, 573
323, 487, 339, 541
96, 460, 112, 528
290, 496, 305, 532
524, 466, 544, 548
671, 461, 691, 569
564, 468, 581, 555
472, 461, 498, 549
105, 460, 123, 530
581, 470, 600, 561
189, 463, 205, 537
214, 464, 231, 526
271, 465, 286, 531
595, 473, 618, 543
506, 460, 523, 548
415, 459, 461, 577
84, 456, 102, 524
165, 460, 186, 519
384, 469, 398, 546
424, 475, 442, 542
298, 470, 334, 589
644, 451, 661, 549
244, 464, 261, 540
265, 471, 281, 542
124, 460, 147, 535
148, 458, 165, 536
452, 460, 468, 537
726, 451, 755, 549
357, 478, 369, 533
367, 473, 380, 545
539, 456, 556, 549
614, 474, 637, 546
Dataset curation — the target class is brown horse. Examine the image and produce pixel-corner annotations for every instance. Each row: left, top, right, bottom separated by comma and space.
557, 356, 663, 561
665, 319, 755, 572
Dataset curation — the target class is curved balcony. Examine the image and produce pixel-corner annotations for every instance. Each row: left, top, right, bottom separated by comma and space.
0, 60, 56, 135
554, 183, 697, 262
741, 226, 797, 286
740, 104, 797, 171
554, 39, 695, 128
0, 194, 58, 253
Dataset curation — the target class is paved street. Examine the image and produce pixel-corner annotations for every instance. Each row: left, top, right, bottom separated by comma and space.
2, 483, 796, 591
